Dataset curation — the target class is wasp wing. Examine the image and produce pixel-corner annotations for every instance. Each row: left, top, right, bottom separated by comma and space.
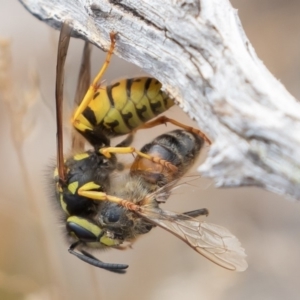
74, 42, 92, 107
72, 41, 92, 151
137, 207, 248, 272
56, 21, 72, 182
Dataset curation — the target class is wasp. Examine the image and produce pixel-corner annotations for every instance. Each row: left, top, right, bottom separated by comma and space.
53, 21, 206, 273
53, 21, 246, 273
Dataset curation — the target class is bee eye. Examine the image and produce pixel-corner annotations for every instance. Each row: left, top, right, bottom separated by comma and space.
104, 206, 123, 223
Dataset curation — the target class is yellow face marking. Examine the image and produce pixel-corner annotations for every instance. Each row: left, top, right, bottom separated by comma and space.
66, 216, 119, 246
68, 216, 102, 237
73, 153, 89, 161
68, 181, 79, 194
100, 235, 120, 247
79, 181, 101, 192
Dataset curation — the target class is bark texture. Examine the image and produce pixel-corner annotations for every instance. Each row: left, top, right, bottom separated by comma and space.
18, 0, 300, 199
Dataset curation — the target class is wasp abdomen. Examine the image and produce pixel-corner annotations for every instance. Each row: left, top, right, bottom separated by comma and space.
73, 77, 174, 141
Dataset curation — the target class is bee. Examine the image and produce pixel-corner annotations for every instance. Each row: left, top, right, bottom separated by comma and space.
81, 129, 248, 272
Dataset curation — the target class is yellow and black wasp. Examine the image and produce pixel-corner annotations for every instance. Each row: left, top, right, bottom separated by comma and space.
53, 21, 247, 273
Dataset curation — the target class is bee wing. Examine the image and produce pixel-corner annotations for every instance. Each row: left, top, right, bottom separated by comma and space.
152, 175, 203, 203
138, 208, 248, 272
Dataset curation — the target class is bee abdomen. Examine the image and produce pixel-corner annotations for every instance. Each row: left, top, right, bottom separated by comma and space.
151, 130, 204, 170
130, 129, 204, 185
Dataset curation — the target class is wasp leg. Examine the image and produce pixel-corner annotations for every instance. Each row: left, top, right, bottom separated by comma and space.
72, 32, 117, 123
68, 241, 128, 273
77, 187, 141, 212
99, 146, 178, 172
133, 115, 211, 145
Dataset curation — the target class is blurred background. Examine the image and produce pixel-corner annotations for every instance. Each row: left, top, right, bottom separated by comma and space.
0, 0, 300, 299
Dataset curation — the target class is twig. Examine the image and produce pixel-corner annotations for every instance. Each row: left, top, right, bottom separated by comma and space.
18, 0, 300, 199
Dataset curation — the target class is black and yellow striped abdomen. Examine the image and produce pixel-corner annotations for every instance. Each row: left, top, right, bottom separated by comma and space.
73, 77, 174, 140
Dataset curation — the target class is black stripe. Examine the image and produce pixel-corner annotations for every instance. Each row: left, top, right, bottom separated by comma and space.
101, 119, 119, 132
135, 105, 148, 122
126, 78, 134, 98
83, 106, 97, 126
133, 78, 155, 120
144, 78, 152, 95
109, 80, 136, 130
121, 111, 134, 130
93, 92, 99, 99
106, 83, 118, 107
149, 99, 162, 114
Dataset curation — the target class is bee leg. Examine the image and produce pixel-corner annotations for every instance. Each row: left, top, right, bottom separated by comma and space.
99, 146, 178, 172
116, 133, 135, 147
72, 32, 117, 125
77, 187, 141, 212
68, 242, 128, 273
133, 115, 212, 145
181, 208, 209, 218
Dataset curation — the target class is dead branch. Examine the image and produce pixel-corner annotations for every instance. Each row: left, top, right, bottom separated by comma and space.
18, 0, 300, 200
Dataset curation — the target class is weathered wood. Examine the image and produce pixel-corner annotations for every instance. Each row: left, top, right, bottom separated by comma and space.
18, 0, 300, 199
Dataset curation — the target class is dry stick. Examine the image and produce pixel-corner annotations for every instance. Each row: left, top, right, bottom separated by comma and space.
18, 0, 300, 199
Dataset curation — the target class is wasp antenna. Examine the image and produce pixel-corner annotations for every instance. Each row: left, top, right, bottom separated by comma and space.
68, 243, 128, 273
56, 21, 72, 183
